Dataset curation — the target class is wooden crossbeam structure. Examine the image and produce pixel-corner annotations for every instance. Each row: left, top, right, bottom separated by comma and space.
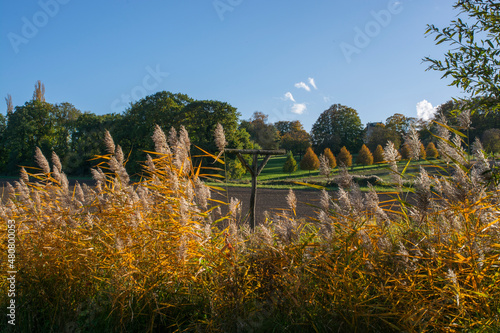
224, 149, 286, 229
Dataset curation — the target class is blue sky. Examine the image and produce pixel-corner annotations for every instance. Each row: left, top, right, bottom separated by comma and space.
1, 0, 466, 132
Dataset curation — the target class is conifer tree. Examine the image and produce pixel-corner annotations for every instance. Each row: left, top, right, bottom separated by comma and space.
300, 147, 320, 174
283, 152, 298, 175
356, 144, 373, 167
420, 142, 427, 159
323, 148, 337, 168
337, 146, 352, 167
400, 143, 411, 160
373, 144, 385, 163
426, 142, 439, 159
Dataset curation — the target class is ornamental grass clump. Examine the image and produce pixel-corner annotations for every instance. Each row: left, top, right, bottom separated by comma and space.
0, 121, 499, 332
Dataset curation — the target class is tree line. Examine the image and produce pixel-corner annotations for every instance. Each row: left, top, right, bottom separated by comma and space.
1, 80, 499, 177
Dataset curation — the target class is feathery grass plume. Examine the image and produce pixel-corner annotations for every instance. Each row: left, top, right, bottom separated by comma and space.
383, 141, 402, 188
318, 154, 330, 177
75, 181, 85, 204
179, 125, 191, 151
450, 133, 467, 165
20, 167, 29, 183
52, 163, 62, 183
104, 130, 115, 155
214, 123, 227, 151
91, 167, 106, 183
145, 154, 155, 172
52, 151, 63, 173
404, 126, 421, 160
229, 197, 241, 221
115, 145, 124, 164
320, 189, 330, 211
286, 188, 297, 215
335, 164, 353, 189
458, 109, 471, 129
152, 124, 170, 154
410, 167, 433, 223
109, 155, 130, 186
168, 126, 178, 147
34, 147, 50, 174
173, 126, 191, 172
435, 114, 455, 164
365, 183, 389, 224
471, 138, 491, 183
195, 179, 211, 211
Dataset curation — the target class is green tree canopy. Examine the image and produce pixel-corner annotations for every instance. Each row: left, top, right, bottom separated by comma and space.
240, 112, 280, 149
482, 128, 500, 154
278, 120, 311, 159
423, 0, 500, 109
365, 122, 401, 151
311, 104, 363, 154
3, 100, 57, 172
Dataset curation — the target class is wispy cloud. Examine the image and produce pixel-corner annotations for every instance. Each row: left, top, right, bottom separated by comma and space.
294, 82, 311, 92
416, 100, 437, 121
283, 92, 295, 102
291, 103, 307, 115
308, 77, 317, 90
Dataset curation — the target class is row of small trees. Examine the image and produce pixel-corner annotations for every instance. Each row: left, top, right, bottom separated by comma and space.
283, 142, 440, 175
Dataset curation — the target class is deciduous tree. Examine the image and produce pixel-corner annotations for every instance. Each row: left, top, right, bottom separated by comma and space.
423, 0, 500, 108
311, 104, 363, 154
240, 112, 280, 149
482, 128, 500, 154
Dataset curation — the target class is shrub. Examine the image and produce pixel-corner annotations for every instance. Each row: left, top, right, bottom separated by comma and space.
426, 142, 439, 159
323, 148, 337, 168
228, 157, 247, 179
300, 147, 320, 173
356, 144, 373, 166
282, 152, 297, 174
336, 146, 352, 167
373, 144, 385, 163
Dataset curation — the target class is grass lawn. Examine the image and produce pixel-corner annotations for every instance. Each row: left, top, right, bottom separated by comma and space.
208, 154, 449, 191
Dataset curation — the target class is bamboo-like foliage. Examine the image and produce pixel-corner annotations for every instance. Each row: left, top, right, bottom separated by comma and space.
0, 120, 499, 332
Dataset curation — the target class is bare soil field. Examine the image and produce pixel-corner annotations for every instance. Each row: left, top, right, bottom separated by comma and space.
211, 187, 405, 226
0, 178, 405, 226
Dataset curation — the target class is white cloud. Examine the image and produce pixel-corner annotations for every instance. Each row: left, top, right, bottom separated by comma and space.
308, 77, 317, 90
291, 103, 307, 115
283, 92, 295, 102
416, 100, 437, 121
294, 82, 311, 92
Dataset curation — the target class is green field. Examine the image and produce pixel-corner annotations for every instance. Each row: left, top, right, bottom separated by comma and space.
217, 154, 444, 191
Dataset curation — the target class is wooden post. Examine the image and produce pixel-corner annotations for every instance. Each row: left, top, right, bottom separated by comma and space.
224, 149, 286, 229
